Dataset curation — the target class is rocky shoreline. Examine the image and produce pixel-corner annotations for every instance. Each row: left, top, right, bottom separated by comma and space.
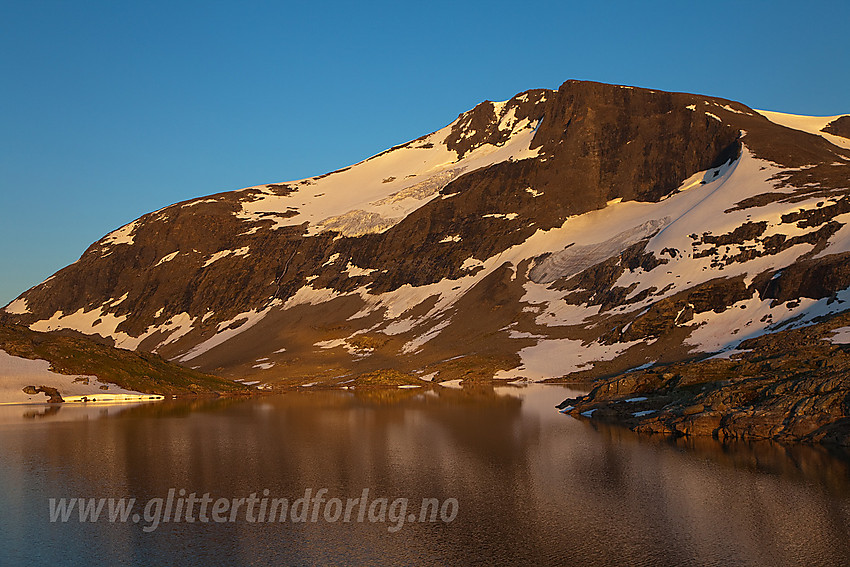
557, 311, 850, 447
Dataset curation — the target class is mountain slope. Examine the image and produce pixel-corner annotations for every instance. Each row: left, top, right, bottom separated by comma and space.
4, 80, 850, 389
0, 322, 255, 402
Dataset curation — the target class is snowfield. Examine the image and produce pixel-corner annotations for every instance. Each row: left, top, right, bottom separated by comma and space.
235, 100, 543, 236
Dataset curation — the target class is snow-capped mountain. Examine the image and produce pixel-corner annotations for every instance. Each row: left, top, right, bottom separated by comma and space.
4, 80, 850, 387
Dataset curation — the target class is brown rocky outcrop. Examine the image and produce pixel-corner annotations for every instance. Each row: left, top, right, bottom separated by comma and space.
559, 312, 850, 446
823, 116, 850, 139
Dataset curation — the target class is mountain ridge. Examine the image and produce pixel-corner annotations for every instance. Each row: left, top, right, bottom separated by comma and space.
3, 80, 850, 399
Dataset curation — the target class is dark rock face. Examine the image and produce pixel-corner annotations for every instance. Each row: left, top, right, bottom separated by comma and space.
553, 239, 667, 310
444, 91, 548, 158
529, 81, 742, 204
751, 251, 850, 304
823, 116, 850, 139
618, 276, 752, 342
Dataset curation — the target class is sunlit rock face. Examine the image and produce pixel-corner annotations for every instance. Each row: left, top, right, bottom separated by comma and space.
4, 80, 850, 393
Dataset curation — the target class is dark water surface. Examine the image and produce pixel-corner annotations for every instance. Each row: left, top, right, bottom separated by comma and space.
1, 385, 849, 566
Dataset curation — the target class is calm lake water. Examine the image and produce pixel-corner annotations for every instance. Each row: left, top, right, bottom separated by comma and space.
1, 385, 849, 566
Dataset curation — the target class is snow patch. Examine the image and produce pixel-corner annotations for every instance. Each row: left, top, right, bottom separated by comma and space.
345, 263, 376, 277
283, 285, 342, 309
493, 337, 642, 381
0, 350, 147, 404
528, 218, 669, 284
4, 298, 29, 315
756, 110, 850, 149
101, 220, 140, 248
461, 257, 485, 270
155, 251, 179, 266
322, 253, 341, 267
107, 293, 129, 307
402, 318, 452, 354
234, 106, 544, 237
152, 312, 196, 350
632, 410, 656, 417
31, 307, 132, 347
203, 247, 250, 267
176, 301, 281, 362
182, 198, 219, 208
829, 326, 850, 344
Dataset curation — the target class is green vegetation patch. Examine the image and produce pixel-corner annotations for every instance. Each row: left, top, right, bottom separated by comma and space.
351, 369, 423, 387
0, 323, 252, 396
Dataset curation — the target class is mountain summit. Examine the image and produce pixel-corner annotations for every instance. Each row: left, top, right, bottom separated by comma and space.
4, 80, 850, 390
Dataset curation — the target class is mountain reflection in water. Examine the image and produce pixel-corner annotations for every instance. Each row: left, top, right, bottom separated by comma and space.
0, 385, 848, 566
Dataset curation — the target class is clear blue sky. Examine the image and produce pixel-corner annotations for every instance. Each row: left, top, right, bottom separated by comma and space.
1, 0, 848, 306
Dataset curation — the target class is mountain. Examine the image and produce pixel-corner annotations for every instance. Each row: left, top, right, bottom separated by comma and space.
3, 80, 850, 406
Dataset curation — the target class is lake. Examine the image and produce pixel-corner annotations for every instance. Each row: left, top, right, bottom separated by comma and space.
1, 385, 849, 566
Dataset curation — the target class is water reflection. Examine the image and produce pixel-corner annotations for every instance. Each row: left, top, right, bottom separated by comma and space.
0, 386, 848, 566
588, 422, 850, 494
